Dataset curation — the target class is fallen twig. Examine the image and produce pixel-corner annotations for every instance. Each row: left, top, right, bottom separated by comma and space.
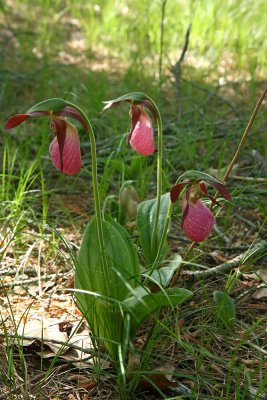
237, 283, 267, 301
0, 272, 70, 289
229, 175, 267, 183
180, 240, 267, 283
168, 233, 251, 251
0, 332, 97, 357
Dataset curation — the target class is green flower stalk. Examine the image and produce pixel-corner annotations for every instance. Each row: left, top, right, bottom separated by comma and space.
4, 99, 109, 292
103, 92, 164, 263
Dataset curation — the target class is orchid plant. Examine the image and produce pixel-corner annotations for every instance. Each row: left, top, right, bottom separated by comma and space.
4, 93, 231, 396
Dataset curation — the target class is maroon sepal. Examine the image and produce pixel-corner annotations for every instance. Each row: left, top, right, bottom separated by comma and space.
56, 107, 88, 131
51, 117, 67, 172
170, 181, 191, 203
4, 114, 31, 129
141, 100, 157, 123
199, 182, 222, 207
4, 111, 50, 130
206, 180, 231, 201
181, 188, 191, 227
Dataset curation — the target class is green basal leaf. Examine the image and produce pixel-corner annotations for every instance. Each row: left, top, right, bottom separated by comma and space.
76, 215, 140, 301
142, 254, 182, 288
28, 98, 69, 113
75, 215, 140, 361
104, 214, 140, 279
213, 291, 236, 331
137, 193, 171, 265
123, 287, 193, 335
123, 286, 149, 309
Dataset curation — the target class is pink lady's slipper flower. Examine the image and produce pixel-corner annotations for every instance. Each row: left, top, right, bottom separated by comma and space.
49, 117, 81, 174
4, 106, 85, 175
129, 104, 154, 155
103, 95, 156, 156
170, 178, 231, 242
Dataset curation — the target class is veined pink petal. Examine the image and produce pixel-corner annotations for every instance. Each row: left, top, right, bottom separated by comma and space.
49, 119, 81, 174
129, 106, 154, 155
182, 198, 215, 242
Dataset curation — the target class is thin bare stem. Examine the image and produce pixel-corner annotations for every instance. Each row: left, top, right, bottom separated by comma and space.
149, 101, 163, 260
222, 86, 267, 182
169, 86, 267, 287
171, 23, 192, 118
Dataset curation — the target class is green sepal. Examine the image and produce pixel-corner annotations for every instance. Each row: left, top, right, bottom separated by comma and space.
136, 193, 171, 265
28, 98, 69, 113
179, 170, 223, 185
102, 91, 159, 122
103, 92, 152, 106
213, 291, 236, 331
176, 170, 231, 201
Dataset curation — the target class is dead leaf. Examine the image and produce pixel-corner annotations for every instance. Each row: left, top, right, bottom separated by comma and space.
67, 374, 95, 387
17, 317, 68, 353
256, 270, 267, 281
127, 352, 140, 374
176, 319, 185, 330
67, 322, 93, 358
16, 319, 44, 346
139, 372, 178, 392
139, 363, 178, 393
78, 380, 96, 390
252, 287, 267, 299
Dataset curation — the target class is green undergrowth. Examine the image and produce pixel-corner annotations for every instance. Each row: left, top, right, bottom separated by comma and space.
0, 1, 266, 399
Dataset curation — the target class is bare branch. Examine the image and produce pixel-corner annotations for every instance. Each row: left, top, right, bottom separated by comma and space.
180, 240, 267, 283
171, 23, 192, 118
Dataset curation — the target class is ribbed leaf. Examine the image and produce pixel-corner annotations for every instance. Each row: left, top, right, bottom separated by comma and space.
136, 193, 171, 265
213, 291, 236, 331
75, 216, 140, 360
123, 287, 192, 335
76, 216, 140, 301
142, 254, 182, 288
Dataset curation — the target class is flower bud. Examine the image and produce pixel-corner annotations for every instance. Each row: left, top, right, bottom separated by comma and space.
121, 185, 140, 219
